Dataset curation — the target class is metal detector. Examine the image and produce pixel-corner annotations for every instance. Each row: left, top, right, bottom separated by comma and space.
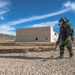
51, 44, 58, 57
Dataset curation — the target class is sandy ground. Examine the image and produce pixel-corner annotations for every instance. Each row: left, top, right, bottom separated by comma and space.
0, 48, 75, 75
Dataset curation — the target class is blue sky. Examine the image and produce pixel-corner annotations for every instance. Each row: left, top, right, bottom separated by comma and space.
0, 0, 75, 35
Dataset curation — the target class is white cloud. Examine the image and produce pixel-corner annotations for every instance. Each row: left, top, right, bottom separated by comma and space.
0, 31, 15, 35
63, 1, 75, 11
0, 0, 11, 20
0, 1, 70, 35
0, 0, 10, 8
0, 25, 15, 35
1, 1, 74, 26
0, 25, 15, 31
0, 16, 5, 20
0, 21, 58, 35
0, 9, 9, 15
1, 1, 75, 26
0, 8, 70, 26
0, 1, 75, 35
31, 21, 58, 28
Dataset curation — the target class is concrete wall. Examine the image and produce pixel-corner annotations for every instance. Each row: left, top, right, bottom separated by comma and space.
16, 26, 51, 42
50, 27, 58, 42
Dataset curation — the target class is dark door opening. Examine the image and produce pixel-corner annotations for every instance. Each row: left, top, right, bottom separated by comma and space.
45, 37, 48, 40
35, 38, 38, 40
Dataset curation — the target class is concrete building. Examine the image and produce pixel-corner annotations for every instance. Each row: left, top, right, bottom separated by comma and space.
16, 26, 58, 42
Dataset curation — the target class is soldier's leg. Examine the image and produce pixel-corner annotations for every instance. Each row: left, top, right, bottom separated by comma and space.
66, 40, 74, 57
59, 45, 64, 57
58, 40, 65, 59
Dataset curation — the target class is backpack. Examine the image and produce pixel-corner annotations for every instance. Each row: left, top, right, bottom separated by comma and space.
67, 24, 74, 41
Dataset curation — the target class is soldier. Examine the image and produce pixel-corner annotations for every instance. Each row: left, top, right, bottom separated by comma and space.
56, 17, 74, 59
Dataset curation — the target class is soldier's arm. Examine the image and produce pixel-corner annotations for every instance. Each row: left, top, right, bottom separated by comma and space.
65, 25, 71, 44
70, 26, 74, 41
66, 25, 74, 41
66, 28, 70, 38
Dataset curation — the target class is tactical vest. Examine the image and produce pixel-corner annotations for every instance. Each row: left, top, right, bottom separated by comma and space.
60, 23, 74, 41
60, 25, 67, 40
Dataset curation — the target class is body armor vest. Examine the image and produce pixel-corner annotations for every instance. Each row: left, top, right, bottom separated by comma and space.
60, 26, 67, 41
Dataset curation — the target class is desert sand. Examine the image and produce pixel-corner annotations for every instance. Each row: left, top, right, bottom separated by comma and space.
0, 41, 75, 75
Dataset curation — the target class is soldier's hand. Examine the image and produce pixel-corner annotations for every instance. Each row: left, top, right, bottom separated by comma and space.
72, 37, 74, 41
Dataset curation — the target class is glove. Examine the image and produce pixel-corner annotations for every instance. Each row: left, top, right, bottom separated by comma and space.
71, 36, 74, 41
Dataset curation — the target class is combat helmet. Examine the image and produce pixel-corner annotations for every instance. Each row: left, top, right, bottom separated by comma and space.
59, 17, 69, 23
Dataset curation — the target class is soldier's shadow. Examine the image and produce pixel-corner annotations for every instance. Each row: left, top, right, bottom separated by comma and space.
0, 55, 69, 61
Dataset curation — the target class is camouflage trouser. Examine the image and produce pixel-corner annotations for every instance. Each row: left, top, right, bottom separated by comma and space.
59, 37, 73, 56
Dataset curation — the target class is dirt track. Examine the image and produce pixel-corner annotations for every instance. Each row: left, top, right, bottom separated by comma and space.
0, 48, 75, 75
0, 41, 75, 75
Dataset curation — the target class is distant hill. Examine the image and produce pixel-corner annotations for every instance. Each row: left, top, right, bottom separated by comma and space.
0, 33, 16, 40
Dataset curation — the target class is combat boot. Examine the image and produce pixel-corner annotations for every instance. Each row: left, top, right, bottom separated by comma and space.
57, 56, 64, 59
69, 53, 74, 58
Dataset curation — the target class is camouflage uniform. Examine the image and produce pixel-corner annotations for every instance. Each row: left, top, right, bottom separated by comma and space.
57, 18, 74, 58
